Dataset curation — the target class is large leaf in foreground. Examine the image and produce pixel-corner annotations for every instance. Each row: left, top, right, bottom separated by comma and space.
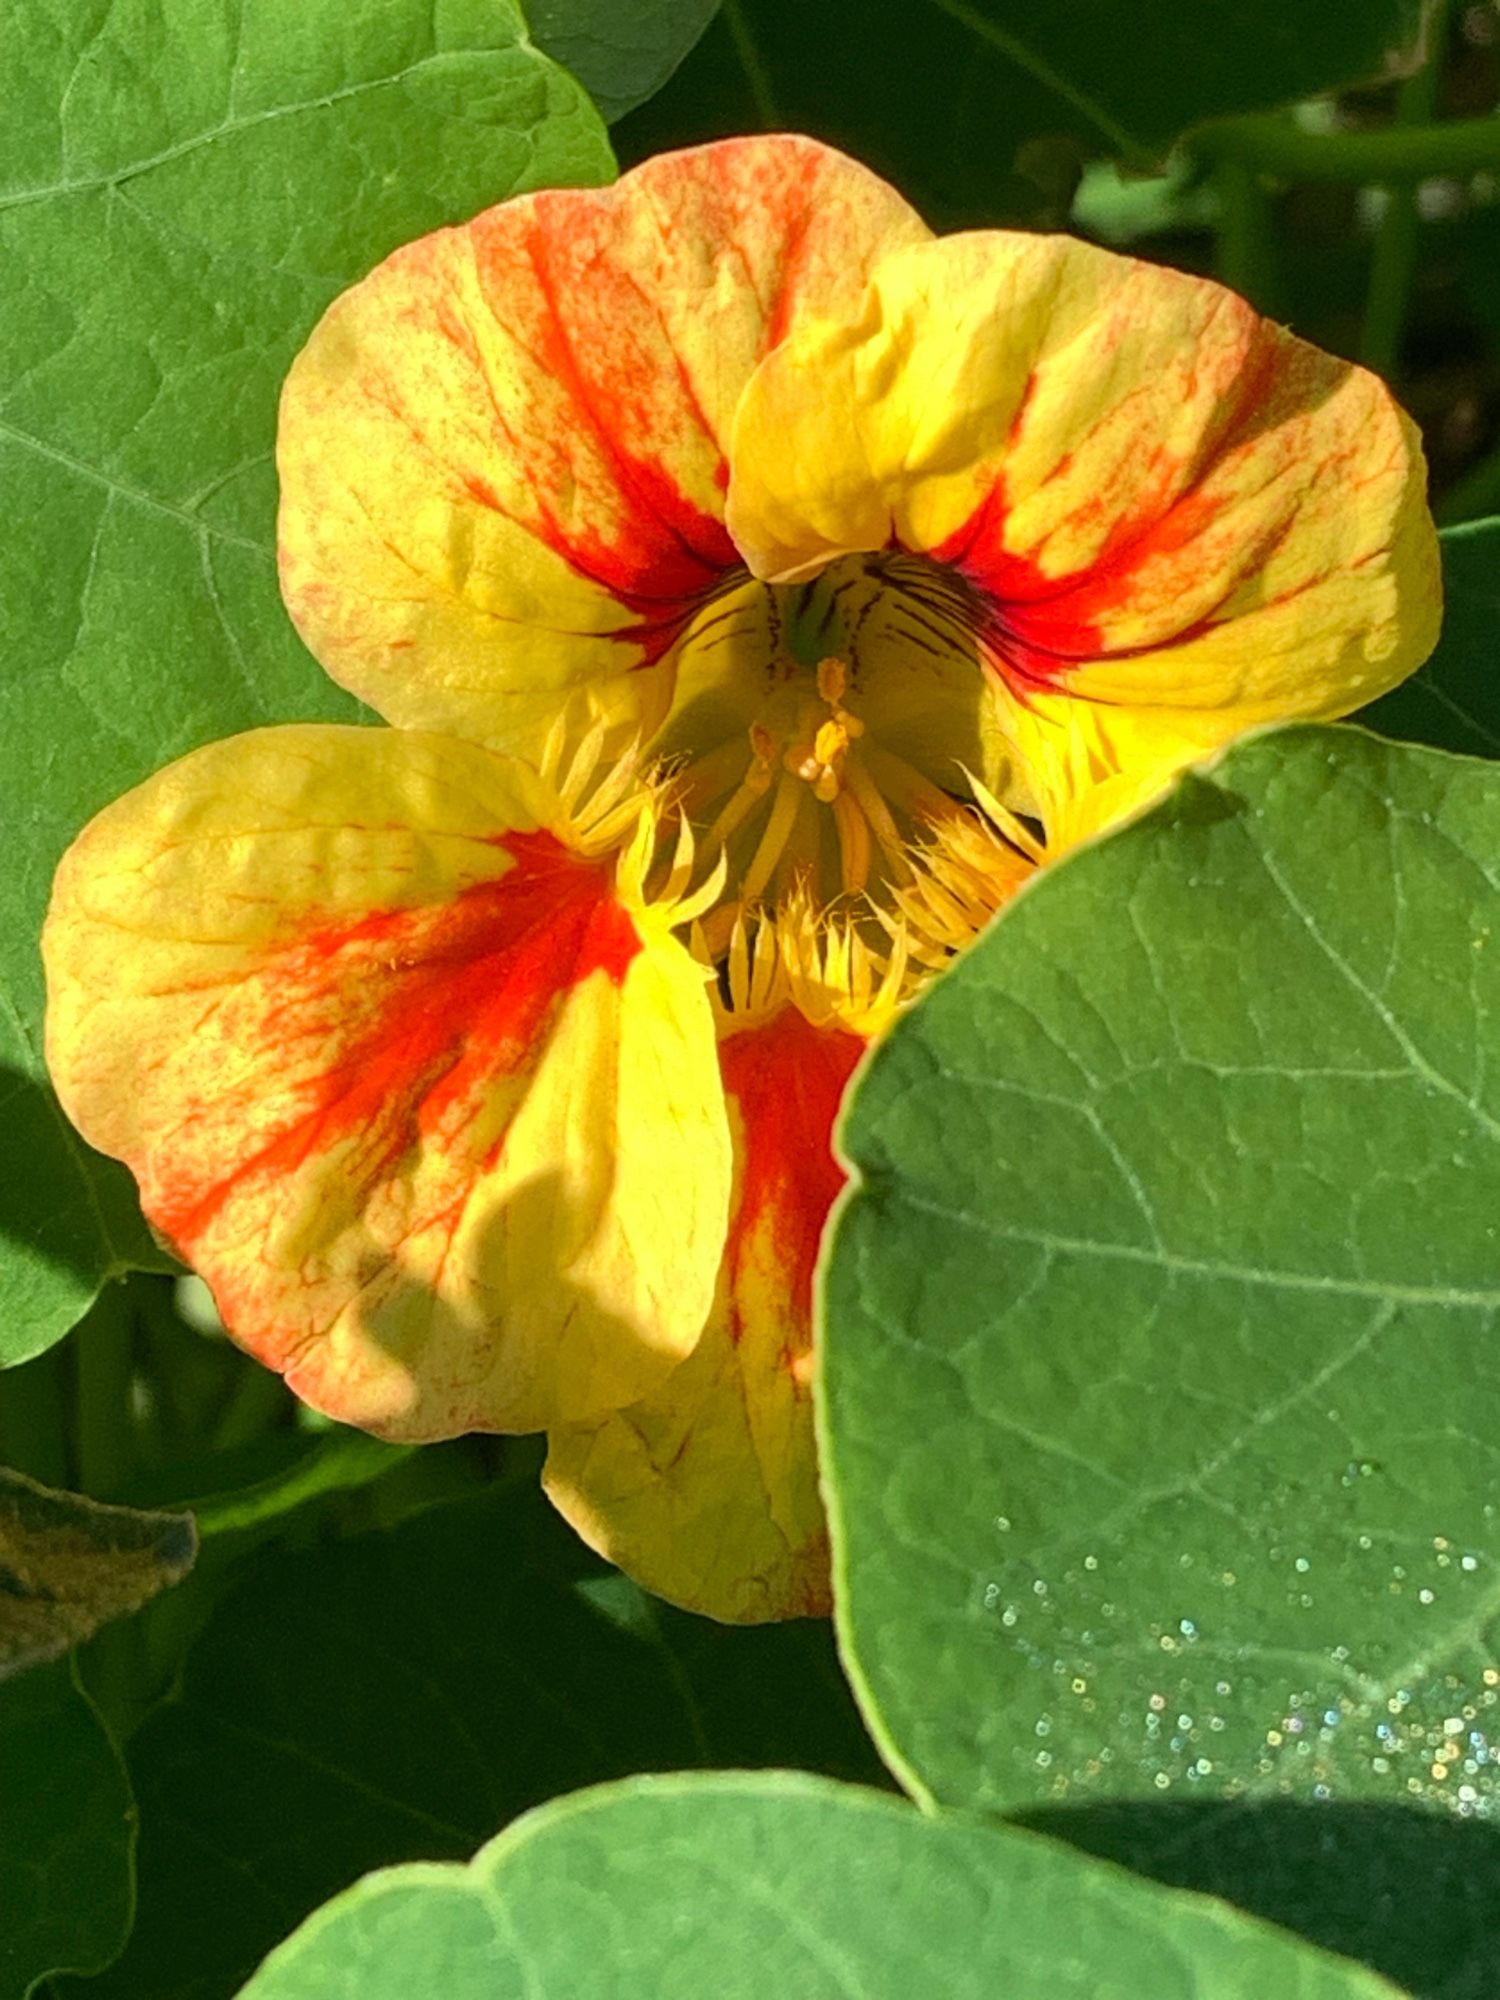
234, 1772, 1400, 1999
87, 1483, 880, 2000
824, 726, 1500, 1826
1362, 517, 1500, 760
617, 0, 1421, 227
0, 1659, 134, 1999
0, 0, 613, 1362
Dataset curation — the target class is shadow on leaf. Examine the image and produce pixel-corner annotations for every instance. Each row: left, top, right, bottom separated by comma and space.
1027, 1795, 1500, 2000
0, 1063, 163, 1289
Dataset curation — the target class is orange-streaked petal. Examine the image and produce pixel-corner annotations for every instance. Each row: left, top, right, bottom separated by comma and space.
545, 1006, 865, 1621
43, 727, 730, 1439
727, 232, 1440, 823
278, 136, 929, 757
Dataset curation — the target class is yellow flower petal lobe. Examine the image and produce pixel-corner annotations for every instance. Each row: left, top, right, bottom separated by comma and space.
546, 994, 865, 1621
279, 137, 929, 758
44, 726, 730, 1439
727, 231, 1440, 832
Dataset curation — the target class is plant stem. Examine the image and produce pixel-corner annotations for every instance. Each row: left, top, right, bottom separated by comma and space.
1360, 0, 1452, 379
1192, 110, 1500, 183
72, 1279, 135, 1498
193, 1429, 416, 1539
1213, 155, 1280, 315
0, 1343, 71, 1487
721, 0, 780, 130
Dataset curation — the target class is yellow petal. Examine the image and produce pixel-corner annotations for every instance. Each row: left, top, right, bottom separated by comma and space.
545, 1006, 865, 1621
44, 727, 730, 1440
727, 232, 1440, 825
279, 137, 929, 759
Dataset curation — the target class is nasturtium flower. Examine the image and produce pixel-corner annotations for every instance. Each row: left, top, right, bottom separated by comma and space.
44, 136, 1439, 1622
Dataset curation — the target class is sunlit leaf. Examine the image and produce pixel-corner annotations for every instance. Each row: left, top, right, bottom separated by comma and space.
823, 725, 1500, 1990
232, 1772, 1402, 1999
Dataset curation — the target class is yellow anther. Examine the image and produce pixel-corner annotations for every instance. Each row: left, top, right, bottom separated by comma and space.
813, 718, 848, 769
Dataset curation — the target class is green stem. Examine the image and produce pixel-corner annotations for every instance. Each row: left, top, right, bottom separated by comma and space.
1192, 111, 1500, 183
1359, 0, 1451, 378
193, 1429, 416, 1539
721, 0, 780, 130
1213, 155, 1279, 315
72, 1280, 135, 1498
0, 1343, 71, 1488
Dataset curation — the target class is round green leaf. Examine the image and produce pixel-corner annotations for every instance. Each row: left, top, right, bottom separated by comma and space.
823, 725, 1500, 1827
0, 1658, 134, 1999
0, 0, 614, 1363
234, 1772, 1402, 2000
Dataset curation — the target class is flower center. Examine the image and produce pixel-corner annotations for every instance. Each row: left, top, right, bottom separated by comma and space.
682, 648, 980, 955
664, 555, 1001, 953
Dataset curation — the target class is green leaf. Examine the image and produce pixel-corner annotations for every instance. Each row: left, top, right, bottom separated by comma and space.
616, 0, 1421, 228
233, 1771, 1402, 2000
0, 0, 614, 1364
0, 1658, 134, 1999
823, 728, 1500, 1828
525, 0, 721, 122
1020, 1795, 1500, 2000
83, 1483, 883, 2000
1361, 517, 1500, 760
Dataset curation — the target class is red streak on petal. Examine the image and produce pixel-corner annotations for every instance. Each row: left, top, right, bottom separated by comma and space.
152, 832, 638, 1256
929, 492, 1103, 693
507, 217, 739, 617
930, 475, 1238, 693
718, 1012, 865, 1344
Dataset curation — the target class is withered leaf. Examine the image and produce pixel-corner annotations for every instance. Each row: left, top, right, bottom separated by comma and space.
0, 1466, 196, 1677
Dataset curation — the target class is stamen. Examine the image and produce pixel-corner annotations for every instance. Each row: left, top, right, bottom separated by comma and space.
861, 740, 966, 827
740, 766, 804, 905
842, 757, 913, 884
678, 736, 757, 814
774, 788, 821, 896
831, 788, 872, 896
704, 735, 776, 852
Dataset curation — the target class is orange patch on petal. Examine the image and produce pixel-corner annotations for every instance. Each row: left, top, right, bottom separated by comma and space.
719, 1008, 865, 1345
545, 1006, 865, 1623
728, 231, 1439, 808
278, 136, 929, 750
44, 726, 730, 1442
148, 832, 639, 1263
